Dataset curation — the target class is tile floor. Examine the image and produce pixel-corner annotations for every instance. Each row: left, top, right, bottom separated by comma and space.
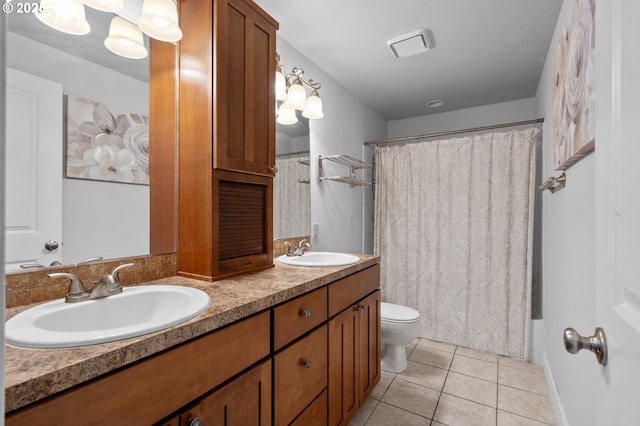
350, 338, 557, 426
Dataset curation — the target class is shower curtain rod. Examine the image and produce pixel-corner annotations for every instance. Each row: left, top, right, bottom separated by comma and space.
364, 118, 544, 146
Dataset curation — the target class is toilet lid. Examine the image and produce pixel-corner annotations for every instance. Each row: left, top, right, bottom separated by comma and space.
381, 302, 420, 322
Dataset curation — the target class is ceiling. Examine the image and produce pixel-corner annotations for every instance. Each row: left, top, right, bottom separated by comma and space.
253, 0, 563, 120
7, 1, 563, 122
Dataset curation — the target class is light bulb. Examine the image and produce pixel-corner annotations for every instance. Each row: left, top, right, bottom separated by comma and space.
277, 103, 298, 125
286, 80, 307, 110
36, 0, 91, 35
302, 92, 324, 119
275, 71, 287, 102
138, 0, 182, 42
104, 16, 148, 59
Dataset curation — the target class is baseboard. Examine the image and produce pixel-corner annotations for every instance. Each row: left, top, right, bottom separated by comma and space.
542, 351, 569, 426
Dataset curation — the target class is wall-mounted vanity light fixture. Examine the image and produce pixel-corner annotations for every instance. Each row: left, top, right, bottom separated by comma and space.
275, 53, 324, 125
35, 0, 182, 59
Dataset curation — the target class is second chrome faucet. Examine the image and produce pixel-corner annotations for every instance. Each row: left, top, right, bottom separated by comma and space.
48, 263, 135, 303
284, 239, 312, 257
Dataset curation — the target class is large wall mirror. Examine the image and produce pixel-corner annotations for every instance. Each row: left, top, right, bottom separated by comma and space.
5, 6, 151, 271
274, 113, 310, 241
5, 5, 310, 271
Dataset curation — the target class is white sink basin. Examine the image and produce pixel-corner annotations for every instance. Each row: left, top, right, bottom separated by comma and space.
5, 285, 211, 349
277, 251, 360, 267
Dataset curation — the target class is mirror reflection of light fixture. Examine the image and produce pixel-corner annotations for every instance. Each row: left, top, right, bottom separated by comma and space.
104, 16, 148, 59
82, 0, 124, 12
277, 103, 298, 125
35, 0, 91, 35
35, 0, 182, 59
276, 53, 324, 125
137, 0, 183, 43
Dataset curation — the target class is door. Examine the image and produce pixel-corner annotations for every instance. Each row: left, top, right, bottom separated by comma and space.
5, 68, 63, 271
356, 290, 381, 401
594, 1, 640, 423
214, 0, 277, 176
198, 360, 271, 426
328, 306, 358, 426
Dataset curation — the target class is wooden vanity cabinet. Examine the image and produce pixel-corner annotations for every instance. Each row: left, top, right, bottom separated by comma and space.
168, 0, 278, 281
162, 359, 272, 426
328, 266, 381, 426
6, 265, 380, 426
6, 312, 271, 426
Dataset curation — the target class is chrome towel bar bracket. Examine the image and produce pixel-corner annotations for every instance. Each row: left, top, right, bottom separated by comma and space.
539, 172, 566, 193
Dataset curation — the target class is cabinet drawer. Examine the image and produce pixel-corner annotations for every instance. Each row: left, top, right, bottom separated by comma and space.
273, 286, 327, 350
274, 324, 328, 426
290, 389, 327, 426
328, 264, 380, 317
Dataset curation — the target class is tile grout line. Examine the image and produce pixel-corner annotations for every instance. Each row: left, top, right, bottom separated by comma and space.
428, 343, 457, 425
496, 355, 500, 426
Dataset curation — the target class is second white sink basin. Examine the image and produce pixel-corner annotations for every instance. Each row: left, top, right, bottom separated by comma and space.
5, 285, 211, 349
277, 251, 360, 267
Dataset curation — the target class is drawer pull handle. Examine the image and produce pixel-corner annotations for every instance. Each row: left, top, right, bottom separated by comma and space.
187, 417, 202, 426
301, 309, 312, 319
301, 359, 312, 369
355, 305, 367, 313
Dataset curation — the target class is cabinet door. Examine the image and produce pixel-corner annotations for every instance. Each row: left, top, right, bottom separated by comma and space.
328, 306, 359, 426
213, 169, 273, 279
328, 289, 381, 426
290, 389, 328, 426
197, 359, 272, 426
356, 290, 381, 400
215, 0, 277, 176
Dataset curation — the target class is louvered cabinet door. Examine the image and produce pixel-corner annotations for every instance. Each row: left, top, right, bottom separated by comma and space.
213, 170, 273, 279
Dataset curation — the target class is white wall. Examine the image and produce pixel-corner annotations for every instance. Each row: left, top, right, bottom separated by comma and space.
535, 1, 596, 424
276, 37, 387, 254
388, 97, 538, 138
7, 33, 149, 263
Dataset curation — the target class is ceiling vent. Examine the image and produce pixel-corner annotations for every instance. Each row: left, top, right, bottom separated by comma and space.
387, 29, 431, 59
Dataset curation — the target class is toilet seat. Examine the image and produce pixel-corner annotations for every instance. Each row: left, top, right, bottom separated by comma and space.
381, 302, 420, 323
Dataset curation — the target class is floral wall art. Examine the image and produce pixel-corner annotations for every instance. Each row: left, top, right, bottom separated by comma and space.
65, 95, 150, 185
552, 0, 595, 170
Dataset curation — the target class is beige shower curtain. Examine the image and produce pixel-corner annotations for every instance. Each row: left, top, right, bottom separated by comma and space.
374, 128, 538, 358
274, 155, 311, 238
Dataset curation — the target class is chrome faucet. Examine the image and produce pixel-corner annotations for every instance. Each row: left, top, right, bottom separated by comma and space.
48, 263, 134, 303
89, 274, 115, 300
284, 239, 311, 256
107, 263, 135, 295
91, 262, 135, 299
296, 239, 311, 255
48, 272, 90, 303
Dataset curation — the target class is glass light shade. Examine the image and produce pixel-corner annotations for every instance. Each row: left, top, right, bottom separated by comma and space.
275, 71, 287, 102
104, 16, 148, 59
285, 81, 307, 110
302, 93, 324, 119
36, 0, 91, 35
277, 103, 298, 125
138, 0, 182, 42
81, 0, 123, 12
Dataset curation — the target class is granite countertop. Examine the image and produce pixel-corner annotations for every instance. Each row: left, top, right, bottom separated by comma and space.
5, 255, 379, 413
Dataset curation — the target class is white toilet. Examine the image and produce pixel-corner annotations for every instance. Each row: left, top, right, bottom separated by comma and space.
380, 302, 421, 373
